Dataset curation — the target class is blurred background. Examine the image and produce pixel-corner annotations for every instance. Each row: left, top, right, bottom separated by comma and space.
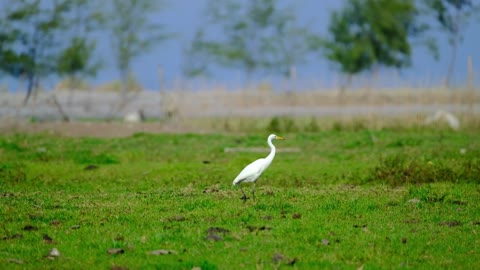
0, 0, 479, 129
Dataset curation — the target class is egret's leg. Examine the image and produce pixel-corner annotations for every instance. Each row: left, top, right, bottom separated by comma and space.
252, 183, 256, 201
239, 185, 248, 201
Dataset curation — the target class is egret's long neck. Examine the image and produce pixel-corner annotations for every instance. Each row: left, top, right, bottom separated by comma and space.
265, 137, 276, 164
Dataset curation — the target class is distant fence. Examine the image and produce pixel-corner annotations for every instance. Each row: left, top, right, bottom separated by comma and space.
0, 88, 479, 121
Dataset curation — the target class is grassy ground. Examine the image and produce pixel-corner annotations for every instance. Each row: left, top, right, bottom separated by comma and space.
1, 126, 479, 269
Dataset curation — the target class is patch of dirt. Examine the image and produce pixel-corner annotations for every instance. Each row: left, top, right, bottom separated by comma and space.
246, 225, 272, 232
438, 220, 462, 227
292, 213, 302, 219
107, 248, 124, 255
165, 215, 186, 222
205, 227, 230, 242
22, 225, 38, 231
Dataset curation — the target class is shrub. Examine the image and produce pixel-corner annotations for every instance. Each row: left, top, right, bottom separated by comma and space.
0, 162, 27, 183
266, 116, 299, 133
267, 116, 281, 133
366, 153, 480, 186
305, 117, 320, 132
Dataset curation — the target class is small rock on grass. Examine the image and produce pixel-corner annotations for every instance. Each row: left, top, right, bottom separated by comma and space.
150, 249, 177, 255
49, 248, 60, 256
206, 227, 230, 234
408, 198, 421, 204
205, 227, 230, 241
205, 234, 223, 241
107, 248, 125, 255
45, 248, 61, 260
8, 259, 25, 264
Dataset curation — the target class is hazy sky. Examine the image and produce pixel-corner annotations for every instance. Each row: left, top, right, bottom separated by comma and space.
119, 0, 479, 90
4, 0, 480, 91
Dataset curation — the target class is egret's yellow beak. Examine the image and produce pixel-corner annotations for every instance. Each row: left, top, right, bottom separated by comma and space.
276, 136, 285, 140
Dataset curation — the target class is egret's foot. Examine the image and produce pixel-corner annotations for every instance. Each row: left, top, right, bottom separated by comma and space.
240, 195, 249, 201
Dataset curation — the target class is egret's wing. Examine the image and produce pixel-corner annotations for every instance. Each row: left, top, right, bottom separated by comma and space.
233, 158, 265, 185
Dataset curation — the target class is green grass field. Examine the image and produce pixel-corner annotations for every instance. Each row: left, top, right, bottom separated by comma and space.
1, 125, 479, 269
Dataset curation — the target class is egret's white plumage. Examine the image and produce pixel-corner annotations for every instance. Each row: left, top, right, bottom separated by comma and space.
233, 134, 284, 201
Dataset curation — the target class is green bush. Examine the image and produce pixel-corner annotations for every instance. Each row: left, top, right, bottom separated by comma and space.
367, 153, 480, 186
266, 116, 299, 133
0, 162, 27, 183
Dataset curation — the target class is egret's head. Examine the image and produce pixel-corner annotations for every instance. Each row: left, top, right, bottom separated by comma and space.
270, 134, 284, 140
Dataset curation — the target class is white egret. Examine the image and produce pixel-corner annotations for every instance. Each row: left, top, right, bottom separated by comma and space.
232, 134, 284, 201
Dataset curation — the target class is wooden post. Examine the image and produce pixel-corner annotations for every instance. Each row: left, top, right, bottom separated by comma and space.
289, 65, 297, 92
158, 65, 164, 93
467, 56, 474, 115
158, 65, 165, 117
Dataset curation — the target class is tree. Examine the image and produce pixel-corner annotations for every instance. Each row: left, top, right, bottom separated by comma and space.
104, 0, 171, 108
0, 18, 19, 78
323, 0, 426, 90
56, 38, 97, 85
0, 0, 99, 105
1, 0, 72, 104
421, 0, 480, 87
270, 5, 320, 78
182, 31, 211, 79
56, 0, 102, 87
185, 0, 318, 87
